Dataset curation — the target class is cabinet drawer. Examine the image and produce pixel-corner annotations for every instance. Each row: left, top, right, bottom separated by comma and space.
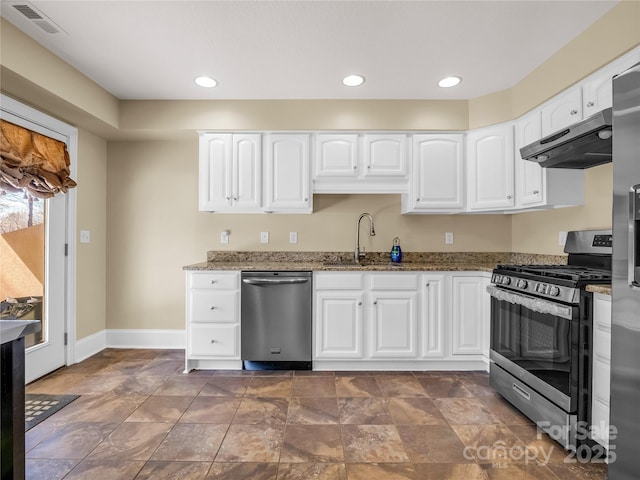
370, 274, 419, 290
315, 273, 364, 290
189, 324, 239, 357
189, 291, 238, 323
189, 272, 239, 290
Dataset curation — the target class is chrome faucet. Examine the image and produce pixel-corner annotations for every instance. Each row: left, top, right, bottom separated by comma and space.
355, 213, 376, 263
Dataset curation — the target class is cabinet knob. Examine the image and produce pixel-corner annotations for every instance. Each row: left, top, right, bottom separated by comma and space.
210, 306, 216, 310
233, 197, 238, 201
426, 282, 430, 287
586, 101, 595, 107
358, 301, 362, 306
506, 195, 512, 200
367, 165, 371, 169
373, 300, 378, 305
225, 196, 231, 201
416, 198, 420, 202
570, 109, 578, 115
533, 190, 539, 195
304, 198, 308, 202
211, 280, 216, 284
210, 339, 216, 344
353, 165, 357, 170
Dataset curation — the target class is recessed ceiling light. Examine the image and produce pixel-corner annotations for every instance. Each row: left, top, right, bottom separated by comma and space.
438, 76, 462, 88
195, 76, 217, 88
343, 74, 365, 87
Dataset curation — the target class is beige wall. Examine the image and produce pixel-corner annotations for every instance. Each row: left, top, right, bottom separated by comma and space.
75, 129, 108, 339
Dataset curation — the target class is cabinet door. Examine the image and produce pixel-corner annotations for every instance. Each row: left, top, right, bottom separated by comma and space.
541, 87, 582, 136
369, 291, 418, 358
582, 53, 639, 116
315, 291, 364, 359
514, 111, 545, 207
411, 134, 464, 210
314, 134, 359, 178
232, 134, 262, 211
421, 275, 445, 358
264, 134, 311, 212
467, 125, 515, 210
451, 276, 484, 355
199, 133, 232, 211
363, 134, 408, 177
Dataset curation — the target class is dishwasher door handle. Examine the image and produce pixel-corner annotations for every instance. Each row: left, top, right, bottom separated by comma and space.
242, 277, 310, 285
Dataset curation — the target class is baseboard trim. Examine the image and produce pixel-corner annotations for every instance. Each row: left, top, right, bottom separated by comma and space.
74, 330, 106, 363
105, 329, 186, 349
74, 329, 186, 363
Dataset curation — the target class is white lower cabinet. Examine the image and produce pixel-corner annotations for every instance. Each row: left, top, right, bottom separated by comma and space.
313, 271, 488, 370
591, 293, 612, 449
451, 274, 487, 356
185, 271, 242, 371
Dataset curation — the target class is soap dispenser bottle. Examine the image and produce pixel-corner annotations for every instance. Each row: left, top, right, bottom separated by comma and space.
390, 237, 402, 263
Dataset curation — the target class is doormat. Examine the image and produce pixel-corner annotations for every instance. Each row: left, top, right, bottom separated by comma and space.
25, 394, 79, 431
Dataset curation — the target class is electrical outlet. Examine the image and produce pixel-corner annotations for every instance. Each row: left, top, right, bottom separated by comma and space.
80, 230, 90, 243
289, 232, 298, 244
220, 230, 229, 244
260, 231, 270, 244
445, 232, 454, 245
559, 231, 568, 246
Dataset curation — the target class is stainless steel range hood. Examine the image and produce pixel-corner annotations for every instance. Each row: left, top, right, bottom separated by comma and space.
520, 108, 612, 168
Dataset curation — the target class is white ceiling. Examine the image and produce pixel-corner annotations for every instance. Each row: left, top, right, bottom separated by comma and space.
1, 0, 619, 101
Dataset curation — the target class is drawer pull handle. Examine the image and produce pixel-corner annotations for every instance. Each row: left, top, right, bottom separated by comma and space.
512, 383, 531, 401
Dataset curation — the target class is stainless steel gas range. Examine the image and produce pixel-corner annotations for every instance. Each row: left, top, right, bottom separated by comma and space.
488, 230, 612, 450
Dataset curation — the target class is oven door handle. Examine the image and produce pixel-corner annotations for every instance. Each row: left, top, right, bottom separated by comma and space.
486, 285, 573, 320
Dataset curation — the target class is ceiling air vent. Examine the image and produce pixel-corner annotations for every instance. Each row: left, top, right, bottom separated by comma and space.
11, 2, 66, 34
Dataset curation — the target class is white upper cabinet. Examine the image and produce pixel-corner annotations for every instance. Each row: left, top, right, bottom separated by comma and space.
514, 111, 585, 210
199, 133, 262, 212
402, 134, 464, 213
583, 50, 640, 116
313, 133, 408, 193
363, 134, 408, 177
466, 124, 515, 211
514, 111, 544, 207
541, 86, 583, 136
264, 134, 312, 213
314, 134, 359, 178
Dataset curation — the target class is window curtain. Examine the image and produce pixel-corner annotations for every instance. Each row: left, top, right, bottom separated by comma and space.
0, 119, 77, 199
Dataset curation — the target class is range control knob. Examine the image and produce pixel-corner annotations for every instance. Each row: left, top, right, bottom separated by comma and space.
501, 276, 511, 286
516, 279, 528, 289
493, 275, 502, 284
536, 283, 547, 294
549, 286, 561, 297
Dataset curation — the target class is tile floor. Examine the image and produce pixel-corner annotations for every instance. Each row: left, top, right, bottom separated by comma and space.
25, 349, 608, 480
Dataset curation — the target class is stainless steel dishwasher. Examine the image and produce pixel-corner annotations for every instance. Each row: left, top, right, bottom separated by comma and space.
241, 271, 312, 370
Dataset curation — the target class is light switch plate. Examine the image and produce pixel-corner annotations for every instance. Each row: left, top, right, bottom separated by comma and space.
80, 230, 90, 243
289, 232, 298, 244
220, 230, 229, 244
260, 231, 270, 244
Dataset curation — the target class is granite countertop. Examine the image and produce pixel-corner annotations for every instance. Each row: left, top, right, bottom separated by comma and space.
586, 284, 612, 296
183, 251, 567, 273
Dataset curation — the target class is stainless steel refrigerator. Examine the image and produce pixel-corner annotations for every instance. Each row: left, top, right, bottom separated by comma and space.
609, 61, 640, 480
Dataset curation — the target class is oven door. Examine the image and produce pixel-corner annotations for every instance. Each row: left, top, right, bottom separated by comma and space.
488, 285, 580, 412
